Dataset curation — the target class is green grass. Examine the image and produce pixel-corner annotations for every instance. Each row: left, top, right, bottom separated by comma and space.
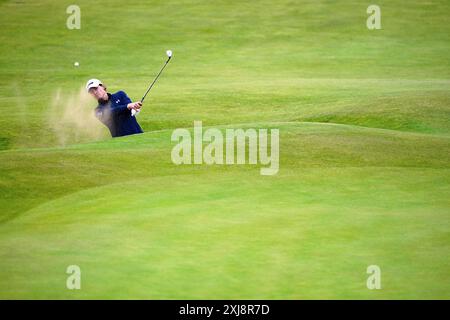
0, 0, 449, 299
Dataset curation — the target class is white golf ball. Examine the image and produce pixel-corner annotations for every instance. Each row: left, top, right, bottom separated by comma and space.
74, 61, 79, 67
166, 50, 172, 58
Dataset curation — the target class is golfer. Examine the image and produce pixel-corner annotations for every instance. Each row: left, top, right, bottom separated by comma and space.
86, 79, 144, 137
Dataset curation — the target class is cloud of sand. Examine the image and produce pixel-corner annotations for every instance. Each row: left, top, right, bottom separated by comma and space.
49, 86, 108, 146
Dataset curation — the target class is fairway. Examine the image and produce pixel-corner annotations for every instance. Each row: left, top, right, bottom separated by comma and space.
0, 0, 449, 299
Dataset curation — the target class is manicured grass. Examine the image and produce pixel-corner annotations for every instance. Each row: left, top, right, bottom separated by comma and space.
0, 0, 449, 299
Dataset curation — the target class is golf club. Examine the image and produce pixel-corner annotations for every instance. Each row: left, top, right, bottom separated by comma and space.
132, 50, 173, 116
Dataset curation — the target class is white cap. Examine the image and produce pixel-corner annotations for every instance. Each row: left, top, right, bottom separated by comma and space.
86, 78, 102, 92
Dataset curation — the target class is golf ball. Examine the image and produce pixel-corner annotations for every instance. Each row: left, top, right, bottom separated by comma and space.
166, 50, 172, 57
74, 62, 79, 67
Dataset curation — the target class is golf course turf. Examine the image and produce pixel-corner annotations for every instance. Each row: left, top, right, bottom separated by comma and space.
0, 0, 449, 299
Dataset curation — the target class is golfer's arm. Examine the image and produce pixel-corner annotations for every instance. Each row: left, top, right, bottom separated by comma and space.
111, 104, 130, 115
111, 91, 133, 114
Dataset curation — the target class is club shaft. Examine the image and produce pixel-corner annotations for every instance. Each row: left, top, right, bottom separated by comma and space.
141, 57, 171, 103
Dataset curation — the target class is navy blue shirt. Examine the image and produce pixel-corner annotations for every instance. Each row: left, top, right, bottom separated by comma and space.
95, 91, 143, 137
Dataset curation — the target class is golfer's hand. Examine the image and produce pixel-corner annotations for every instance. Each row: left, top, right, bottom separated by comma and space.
127, 102, 142, 110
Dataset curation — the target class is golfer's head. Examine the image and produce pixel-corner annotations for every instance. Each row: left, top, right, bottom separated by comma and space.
86, 79, 108, 101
